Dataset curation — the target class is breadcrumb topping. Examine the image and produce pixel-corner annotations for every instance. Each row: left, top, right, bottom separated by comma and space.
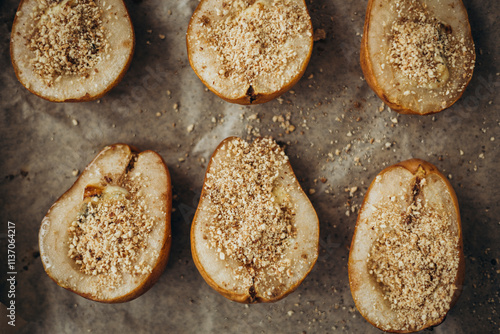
68, 173, 156, 290
204, 137, 296, 294
28, 0, 109, 86
193, 0, 311, 87
367, 176, 460, 331
387, 0, 474, 90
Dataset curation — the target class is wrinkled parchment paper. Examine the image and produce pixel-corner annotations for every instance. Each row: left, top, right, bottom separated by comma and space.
0, 0, 499, 333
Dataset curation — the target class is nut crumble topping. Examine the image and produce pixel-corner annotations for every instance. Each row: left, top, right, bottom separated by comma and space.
194, 0, 311, 87
204, 137, 296, 293
28, 0, 109, 86
387, 0, 474, 90
68, 174, 156, 289
367, 175, 460, 331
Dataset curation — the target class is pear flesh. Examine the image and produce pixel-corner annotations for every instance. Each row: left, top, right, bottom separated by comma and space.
11, 0, 134, 102
187, 0, 313, 104
361, 0, 475, 114
191, 137, 319, 303
39, 144, 172, 302
349, 159, 464, 332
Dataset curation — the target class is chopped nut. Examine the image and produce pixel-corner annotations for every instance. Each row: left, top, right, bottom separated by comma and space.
367, 175, 459, 331
189, 1, 311, 87
68, 176, 156, 290
349, 187, 358, 196
28, 0, 108, 86
313, 28, 326, 41
204, 138, 296, 295
386, 0, 472, 91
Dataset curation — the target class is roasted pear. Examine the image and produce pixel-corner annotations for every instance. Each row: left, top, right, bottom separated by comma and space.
186, 0, 313, 104
11, 0, 135, 102
39, 144, 172, 302
348, 159, 464, 332
191, 137, 319, 302
361, 0, 475, 114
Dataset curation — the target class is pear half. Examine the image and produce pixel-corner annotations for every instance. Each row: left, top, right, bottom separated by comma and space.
348, 159, 464, 332
39, 144, 172, 302
186, 0, 313, 104
361, 0, 475, 115
11, 0, 135, 102
191, 137, 319, 302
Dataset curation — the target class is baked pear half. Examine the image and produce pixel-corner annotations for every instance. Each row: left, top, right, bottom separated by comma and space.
186, 0, 313, 104
348, 159, 464, 332
39, 144, 172, 303
11, 0, 135, 102
191, 137, 319, 303
361, 0, 475, 114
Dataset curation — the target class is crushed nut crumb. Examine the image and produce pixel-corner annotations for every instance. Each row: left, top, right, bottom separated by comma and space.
387, 0, 474, 90
204, 137, 297, 295
68, 173, 156, 290
191, 0, 311, 88
367, 174, 460, 331
29, 0, 109, 86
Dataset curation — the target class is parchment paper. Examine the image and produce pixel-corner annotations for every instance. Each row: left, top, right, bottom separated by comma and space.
0, 0, 498, 333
